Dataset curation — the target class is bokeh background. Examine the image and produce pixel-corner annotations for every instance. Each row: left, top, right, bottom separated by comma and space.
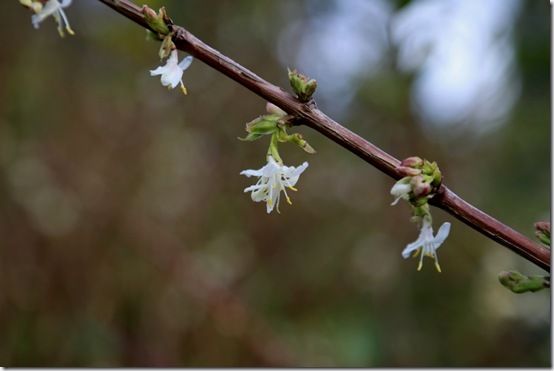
0, 0, 550, 367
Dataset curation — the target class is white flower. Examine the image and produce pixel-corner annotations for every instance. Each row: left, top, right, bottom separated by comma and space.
240, 156, 308, 214
390, 178, 412, 205
402, 217, 451, 272
150, 50, 193, 94
31, 0, 74, 37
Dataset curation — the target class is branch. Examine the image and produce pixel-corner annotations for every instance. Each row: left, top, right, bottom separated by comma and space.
97, 0, 550, 272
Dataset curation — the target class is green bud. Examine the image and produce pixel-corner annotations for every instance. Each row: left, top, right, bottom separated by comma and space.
498, 271, 550, 293
421, 160, 436, 175
142, 5, 170, 35
534, 221, 551, 247
420, 160, 442, 187
288, 68, 317, 102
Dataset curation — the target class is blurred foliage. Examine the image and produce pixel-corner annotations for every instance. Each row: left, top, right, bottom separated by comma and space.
0, 0, 549, 367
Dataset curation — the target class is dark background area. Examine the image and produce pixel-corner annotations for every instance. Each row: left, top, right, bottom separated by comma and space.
0, 0, 550, 366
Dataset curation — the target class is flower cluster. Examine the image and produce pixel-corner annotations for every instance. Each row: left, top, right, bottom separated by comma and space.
240, 102, 315, 214
390, 156, 450, 272
241, 156, 308, 214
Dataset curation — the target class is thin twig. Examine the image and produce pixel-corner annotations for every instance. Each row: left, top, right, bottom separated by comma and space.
97, 0, 550, 272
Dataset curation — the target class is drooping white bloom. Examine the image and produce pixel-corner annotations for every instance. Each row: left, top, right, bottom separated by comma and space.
240, 156, 308, 214
402, 217, 451, 272
150, 50, 193, 94
31, 0, 74, 37
390, 178, 412, 205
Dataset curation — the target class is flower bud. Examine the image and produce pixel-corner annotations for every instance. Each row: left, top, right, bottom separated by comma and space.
411, 175, 432, 197
265, 102, 287, 117
397, 166, 421, 177
142, 5, 170, 35
400, 156, 423, 168
288, 68, 317, 102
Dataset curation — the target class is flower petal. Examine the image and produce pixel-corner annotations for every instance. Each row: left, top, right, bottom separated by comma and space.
402, 237, 424, 259
240, 168, 264, 177
178, 56, 193, 71
433, 222, 451, 248
150, 66, 167, 76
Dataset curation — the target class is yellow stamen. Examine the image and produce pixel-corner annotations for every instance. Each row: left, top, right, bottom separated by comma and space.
285, 193, 292, 205
417, 260, 423, 271
434, 260, 442, 273
412, 248, 421, 258
180, 82, 188, 95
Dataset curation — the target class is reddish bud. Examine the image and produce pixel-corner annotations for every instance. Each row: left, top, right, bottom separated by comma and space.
397, 166, 421, 177
535, 221, 550, 235
411, 175, 432, 197
401, 156, 423, 168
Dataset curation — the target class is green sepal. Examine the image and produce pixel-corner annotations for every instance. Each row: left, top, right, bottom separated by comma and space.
146, 30, 162, 41
274, 127, 316, 154
537, 233, 551, 247
245, 115, 280, 134
159, 34, 175, 60
411, 201, 430, 217
267, 132, 283, 164
238, 132, 264, 142
290, 133, 316, 154
142, 5, 170, 35
498, 271, 550, 293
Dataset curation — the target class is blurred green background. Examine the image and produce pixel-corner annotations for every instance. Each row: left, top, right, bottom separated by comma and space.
0, 0, 550, 367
